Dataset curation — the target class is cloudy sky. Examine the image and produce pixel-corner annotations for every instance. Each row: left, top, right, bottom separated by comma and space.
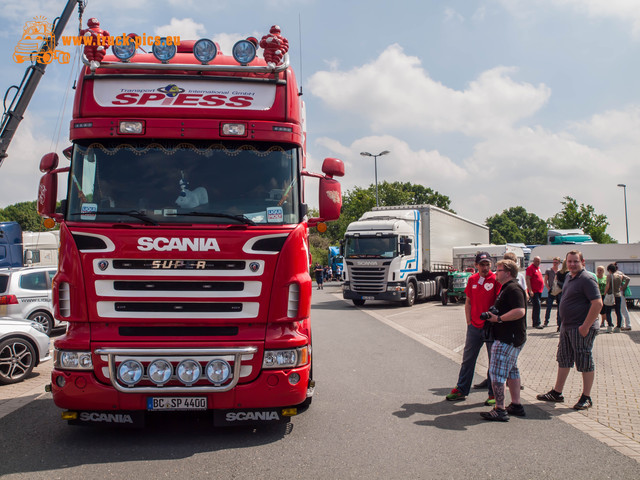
1, 0, 639, 242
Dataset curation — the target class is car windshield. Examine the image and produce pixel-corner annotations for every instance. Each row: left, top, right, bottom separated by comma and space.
344, 236, 397, 259
66, 141, 300, 225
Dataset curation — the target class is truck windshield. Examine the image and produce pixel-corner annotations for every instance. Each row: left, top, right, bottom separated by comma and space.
344, 236, 397, 258
66, 141, 300, 225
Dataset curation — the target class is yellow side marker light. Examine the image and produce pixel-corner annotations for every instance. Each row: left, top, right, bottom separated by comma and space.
61, 411, 78, 420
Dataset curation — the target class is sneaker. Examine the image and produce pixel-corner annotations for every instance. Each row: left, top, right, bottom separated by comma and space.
621, 327, 632, 331
473, 379, 489, 389
613, 327, 621, 333
485, 396, 496, 406
536, 389, 564, 402
543, 321, 549, 327
446, 388, 466, 401
480, 408, 509, 422
606, 326, 612, 333
506, 403, 526, 417
573, 395, 593, 410
534, 325, 544, 330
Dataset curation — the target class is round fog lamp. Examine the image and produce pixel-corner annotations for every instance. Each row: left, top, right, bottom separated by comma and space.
148, 359, 172, 385
288, 372, 301, 385
177, 359, 201, 385
118, 360, 143, 386
112, 42, 136, 61
152, 37, 177, 63
206, 359, 231, 384
193, 38, 217, 64
232, 39, 256, 65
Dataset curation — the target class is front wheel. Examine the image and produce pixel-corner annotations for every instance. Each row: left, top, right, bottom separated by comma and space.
352, 299, 366, 306
0, 338, 36, 385
441, 288, 448, 305
404, 282, 416, 307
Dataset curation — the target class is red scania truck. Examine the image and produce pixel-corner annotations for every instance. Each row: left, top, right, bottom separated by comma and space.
37, 21, 344, 427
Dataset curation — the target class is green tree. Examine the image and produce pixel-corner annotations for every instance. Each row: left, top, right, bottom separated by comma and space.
486, 206, 547, 245
323, 181, 453, 244
0, 201, 47, 231
548, 196, 616, 243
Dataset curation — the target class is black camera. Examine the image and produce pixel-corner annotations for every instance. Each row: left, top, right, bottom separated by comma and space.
480, 306, 499, 321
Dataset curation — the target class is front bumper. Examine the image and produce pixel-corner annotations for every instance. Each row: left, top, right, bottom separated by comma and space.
51, 365, 310, 411
342, 289, 404, 302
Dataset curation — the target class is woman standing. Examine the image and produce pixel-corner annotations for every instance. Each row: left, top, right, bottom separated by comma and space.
604, 263, 630, 333
596, 266, 611, 333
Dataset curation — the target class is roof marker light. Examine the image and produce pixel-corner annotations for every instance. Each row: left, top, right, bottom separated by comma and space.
232, 39, 257, 65
152, 37, 177, 63
193, 38, 217, 64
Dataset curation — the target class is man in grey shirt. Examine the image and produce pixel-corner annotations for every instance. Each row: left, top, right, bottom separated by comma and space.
536, 250, 602, 410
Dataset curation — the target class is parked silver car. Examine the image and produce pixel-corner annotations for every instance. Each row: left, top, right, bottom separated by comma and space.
0, 266, 62, 335
0, 317, 51, 384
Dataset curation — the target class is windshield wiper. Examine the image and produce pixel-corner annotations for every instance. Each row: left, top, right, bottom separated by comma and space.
176, 211, 256, 226
72, 210, 158, 226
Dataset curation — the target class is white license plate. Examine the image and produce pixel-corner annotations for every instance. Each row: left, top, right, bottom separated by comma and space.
362, 296, 375, 300
147, 397, 208, 411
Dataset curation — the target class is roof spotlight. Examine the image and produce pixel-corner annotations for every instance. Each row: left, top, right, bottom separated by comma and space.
152, 37, 177, 63
232, 39, 256, 65
193, 38, 217, 64
112, 41, 136, 61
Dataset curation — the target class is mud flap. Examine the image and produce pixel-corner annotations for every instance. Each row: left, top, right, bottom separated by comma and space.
66, 411, 146, 428
213, 408, 294, 427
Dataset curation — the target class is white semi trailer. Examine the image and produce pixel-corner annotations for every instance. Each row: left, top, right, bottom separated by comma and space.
342, 205, 489, 307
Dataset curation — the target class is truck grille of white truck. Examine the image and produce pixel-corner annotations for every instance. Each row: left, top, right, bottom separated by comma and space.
348, 265, 388, 293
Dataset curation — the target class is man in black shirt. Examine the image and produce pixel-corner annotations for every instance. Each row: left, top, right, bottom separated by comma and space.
481, 259, 527, 422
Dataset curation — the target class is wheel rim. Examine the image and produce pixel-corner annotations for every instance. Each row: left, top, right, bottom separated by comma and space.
30, 313, 51, 331
0, 341, 33, 381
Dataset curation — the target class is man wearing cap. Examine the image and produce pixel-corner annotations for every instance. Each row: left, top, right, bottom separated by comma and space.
446, 252, 500, 403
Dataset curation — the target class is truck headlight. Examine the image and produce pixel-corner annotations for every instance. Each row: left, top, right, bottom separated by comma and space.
263, 346, 310, 369
54, 350, 93, 370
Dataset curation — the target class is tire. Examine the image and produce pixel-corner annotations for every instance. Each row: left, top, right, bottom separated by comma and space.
441, 288, 448, 305
352, 299, 365, 306
404, 282, 416, 307
0, 337, 36, 385
28, 311, 53, 336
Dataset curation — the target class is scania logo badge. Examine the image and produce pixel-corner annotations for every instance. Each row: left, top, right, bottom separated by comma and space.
98, 260, 109, 271
249, 262, 260, 272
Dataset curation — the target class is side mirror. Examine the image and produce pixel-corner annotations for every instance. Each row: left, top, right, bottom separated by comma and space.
318, 176, 342, 221
321, 157, 345, 178
39, 152, 59, 173
402, 243, 412, 256
38, 172, 58, 217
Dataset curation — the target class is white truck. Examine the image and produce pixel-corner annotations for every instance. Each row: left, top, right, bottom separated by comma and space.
532, 243, 640, 306
453, 244, 525, 271
342, 205, 489, 307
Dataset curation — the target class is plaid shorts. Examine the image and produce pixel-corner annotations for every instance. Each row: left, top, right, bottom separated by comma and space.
556, 327, 597, 372
489, 341, 523, 384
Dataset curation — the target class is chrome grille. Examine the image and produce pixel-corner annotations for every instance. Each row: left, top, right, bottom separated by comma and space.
349, 265, 387, 293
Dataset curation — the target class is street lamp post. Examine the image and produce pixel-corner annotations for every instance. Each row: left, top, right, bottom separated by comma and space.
617, 183, 629, 243
360, 150, 390, 207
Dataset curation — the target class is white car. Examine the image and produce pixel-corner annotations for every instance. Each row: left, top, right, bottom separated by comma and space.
0, 317, 51, 385
0, 266, 63, 335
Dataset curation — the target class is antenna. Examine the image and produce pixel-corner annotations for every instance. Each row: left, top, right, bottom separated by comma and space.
298, 13, 303, 96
